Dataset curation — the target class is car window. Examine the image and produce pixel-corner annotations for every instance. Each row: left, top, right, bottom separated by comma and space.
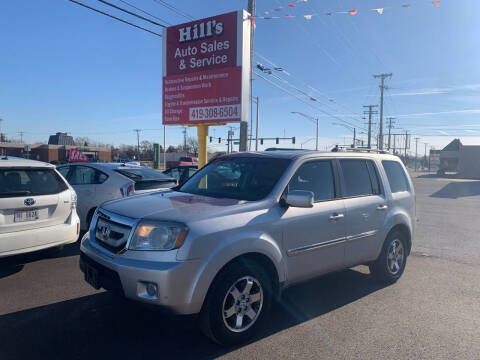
382, 160, 410, 193
188, 168, 197, 177
98, 172, 108, 183
0, 168, 68, 198
366, 160, 381, 195
166, 168, 180, 180
340, 159, 374, 197
69, 166, 97, 185
57, 166, 70, 179
289, 160, 335, 201
179, 157, 291, 201
116, 167, 171, 181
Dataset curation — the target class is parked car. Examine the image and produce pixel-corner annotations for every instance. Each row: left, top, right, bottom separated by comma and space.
163, 165, 197, 185
0, 156, 80, 257
79, 150, 415, 345
57, 163, 176, 231
166, 156, 198, 169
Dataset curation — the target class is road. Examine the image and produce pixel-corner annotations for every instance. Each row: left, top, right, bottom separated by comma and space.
1, 173, 479, 359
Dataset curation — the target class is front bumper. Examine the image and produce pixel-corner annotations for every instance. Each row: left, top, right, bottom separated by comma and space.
80, 234, 204, 314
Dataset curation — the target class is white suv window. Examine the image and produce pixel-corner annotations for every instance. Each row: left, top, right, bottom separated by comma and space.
382, 160, 410, 193
289, 161, 335, 201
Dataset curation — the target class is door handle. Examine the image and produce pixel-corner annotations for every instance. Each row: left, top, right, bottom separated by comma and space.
376, 204, 388, 211
329, 213, 345, 221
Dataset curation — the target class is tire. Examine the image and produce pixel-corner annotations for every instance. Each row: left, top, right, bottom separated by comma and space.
200, 259, 273, 346
369, 230, 408, 284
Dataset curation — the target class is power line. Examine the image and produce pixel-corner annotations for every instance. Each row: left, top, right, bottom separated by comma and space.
255, 72, 367, 131
97, 0, 167, 28
118, 0, 171, 25
68, 0, 162, 37
153, 0, 194, 20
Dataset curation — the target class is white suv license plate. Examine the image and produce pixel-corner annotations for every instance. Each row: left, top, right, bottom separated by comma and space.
14, 209, 39, 222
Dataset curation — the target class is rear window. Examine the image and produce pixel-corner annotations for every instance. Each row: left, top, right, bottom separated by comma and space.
382, 160, 410, 193
0, 168, 68, 198
116, 167, 172, 181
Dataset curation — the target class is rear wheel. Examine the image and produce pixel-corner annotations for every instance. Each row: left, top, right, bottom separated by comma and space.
370, 230, 407, 283
200, 260, 272, 346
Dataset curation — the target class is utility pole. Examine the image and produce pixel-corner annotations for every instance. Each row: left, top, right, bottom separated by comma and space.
414, 137, 419, 171
133, 129, 141, 160
0, 118, 3, 142
363, 105, 378, 149
404, 130, 409, 162
240, 0, 255, 152
182, 127, 187, 154
373, 73, 392, 150
163, 126, 166, 170
18, 131, 24, 143
386, 117, 395, 150
353, 127, 356, 147
393, 134, 396, 154
255, 96, 259, 151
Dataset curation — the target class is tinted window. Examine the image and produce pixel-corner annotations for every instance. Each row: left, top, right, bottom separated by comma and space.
165, 168, 180, 180
57, 166, 70, 179
116, 167, 171, 181
340, 159, 374, 197
69, 166, 97, 185
0, 168, 68, 198
179, 157, 291, 201
382, 160, 409, 193
188, 168, 197, 177
366, 161, 381, 195
289, 161, 335, 201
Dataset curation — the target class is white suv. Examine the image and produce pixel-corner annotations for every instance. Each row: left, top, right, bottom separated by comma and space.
0, 156, 80, 257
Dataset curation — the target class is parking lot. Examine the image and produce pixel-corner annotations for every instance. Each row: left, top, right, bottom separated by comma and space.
1, 173, 480, 360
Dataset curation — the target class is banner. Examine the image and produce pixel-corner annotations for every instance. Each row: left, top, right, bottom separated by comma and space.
69, 148, 88, 162
162, 10, 251, 125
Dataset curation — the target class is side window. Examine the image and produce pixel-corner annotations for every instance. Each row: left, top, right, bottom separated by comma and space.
289, 161, 335, 201
382, 160, 409, 193
188, 168, 197, 177
366, 161, 381, 195
57, 166, 70, 179
340, 159, 374, 197
69, 166, 97, 185
97, 171, 108, 184
168, 168, 180, 180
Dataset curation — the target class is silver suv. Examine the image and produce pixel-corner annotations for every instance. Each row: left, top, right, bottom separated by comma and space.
80, 150, 415, 345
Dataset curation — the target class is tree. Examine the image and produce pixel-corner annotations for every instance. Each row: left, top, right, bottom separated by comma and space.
187, 136, 198, 156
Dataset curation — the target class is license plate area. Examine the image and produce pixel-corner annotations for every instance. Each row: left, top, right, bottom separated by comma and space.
84, 263, 100, 289
14, 209, 39, 222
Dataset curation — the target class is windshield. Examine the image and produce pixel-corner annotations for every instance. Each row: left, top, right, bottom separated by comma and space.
0, 168, 68, 198
116, 167, 172, 181
178, 157, 291, 201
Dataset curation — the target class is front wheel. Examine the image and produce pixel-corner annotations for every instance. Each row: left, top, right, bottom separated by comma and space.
200, 260, 272, 346
370, 230, 408, 283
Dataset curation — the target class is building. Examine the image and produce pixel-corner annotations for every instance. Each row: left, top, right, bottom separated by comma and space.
48, 132, 74, 146
439, 139, 480, 179
0, 143, 111, 163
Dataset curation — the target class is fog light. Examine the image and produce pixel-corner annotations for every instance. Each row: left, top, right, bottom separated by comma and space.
146, 283, 157, 297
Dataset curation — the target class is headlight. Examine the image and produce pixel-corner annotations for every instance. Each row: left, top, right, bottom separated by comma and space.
129, 221, 188, 251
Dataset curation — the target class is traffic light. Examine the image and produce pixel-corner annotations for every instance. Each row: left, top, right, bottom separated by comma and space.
292, 137, 296, 144
209, 136, 212, 143
276, 138, 279, 144
218, 137, 221, 143
260, 138, 264, 145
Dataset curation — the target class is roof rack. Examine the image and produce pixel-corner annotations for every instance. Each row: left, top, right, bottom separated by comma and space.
331, 146, 389, 154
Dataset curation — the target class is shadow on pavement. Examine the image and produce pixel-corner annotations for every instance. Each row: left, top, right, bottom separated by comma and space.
430, 181, 480, 199
0, 267, 387, 360
0, 242, 80, 279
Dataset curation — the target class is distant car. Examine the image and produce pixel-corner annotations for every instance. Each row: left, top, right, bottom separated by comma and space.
163, 165, 198, 185
0, 156, 80, 257
166, 156, 198, 168
57, 163, 176, 231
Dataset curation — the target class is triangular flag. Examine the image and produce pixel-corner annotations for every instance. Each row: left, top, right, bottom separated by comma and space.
325, 12, 333, 16
349, 9, 358, 15
304, 14, 313, 20
274, 7, 283, 11
287, 3, 296, 7
284, 14, 294, 18
402, 4, 411, 8
432, 1, 440, 6
264, 11, 269, 15
373, 8, 384, 14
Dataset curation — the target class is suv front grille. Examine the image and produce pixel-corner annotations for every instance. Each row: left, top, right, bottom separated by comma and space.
94, 211, 132, 254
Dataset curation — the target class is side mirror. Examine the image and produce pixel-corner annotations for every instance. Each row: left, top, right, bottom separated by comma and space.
285, 190, 314, 208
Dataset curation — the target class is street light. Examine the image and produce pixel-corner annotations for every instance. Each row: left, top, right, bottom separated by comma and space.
332, 122, 357, 147
291, 112, 318, 150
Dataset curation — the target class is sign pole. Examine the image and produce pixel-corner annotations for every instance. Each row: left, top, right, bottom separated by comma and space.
197, 124, 209, 168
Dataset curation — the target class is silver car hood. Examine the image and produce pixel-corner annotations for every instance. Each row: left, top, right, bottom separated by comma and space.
101, 190, 265, 223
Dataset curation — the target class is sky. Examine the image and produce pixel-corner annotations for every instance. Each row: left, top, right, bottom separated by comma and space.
1, 0, 480, 154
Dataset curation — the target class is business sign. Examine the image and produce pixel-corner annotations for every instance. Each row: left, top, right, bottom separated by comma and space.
162, 10, 250, 125
69, 148, 88, 162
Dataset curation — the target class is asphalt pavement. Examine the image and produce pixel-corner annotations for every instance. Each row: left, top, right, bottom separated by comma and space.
1, 173, 479, 360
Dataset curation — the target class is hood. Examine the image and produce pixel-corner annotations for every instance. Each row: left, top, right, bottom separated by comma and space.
101, 190, 264, 224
